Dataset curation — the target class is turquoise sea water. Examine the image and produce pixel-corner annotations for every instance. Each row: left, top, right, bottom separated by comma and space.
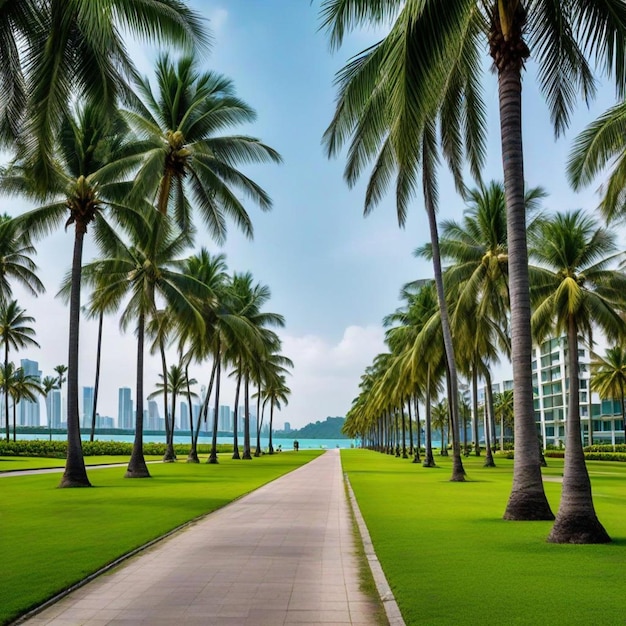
15, 432, 358, 450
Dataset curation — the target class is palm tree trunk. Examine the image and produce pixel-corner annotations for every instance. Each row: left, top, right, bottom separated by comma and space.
12, 399, 16, 442
90, 310, 104, 442
126, 311, 150, 478
4, 342, 9, 441
186, 363, 200, 463
59, 226, 90, 488
208, 343, 221, 464
484, 372, 496, 468
191, 358, 217, 457
232, 371, 241, 459
254, 382, 262, 457
401, 403, 407, 458
423, 365, 435, 467
268, 400, 274, 454
160, 339, 175, 462
548, 316, 609, 543
472, 367, 481, 456
413, 397, 421, 463
424, 176, 464, 481
499, 64, 553, 520
242, 375, 252, 460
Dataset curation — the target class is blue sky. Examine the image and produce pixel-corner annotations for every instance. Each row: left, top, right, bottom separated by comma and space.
6, 2, 621, 429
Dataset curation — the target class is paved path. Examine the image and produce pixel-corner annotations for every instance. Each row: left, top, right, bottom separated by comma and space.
21, 450, 380, 626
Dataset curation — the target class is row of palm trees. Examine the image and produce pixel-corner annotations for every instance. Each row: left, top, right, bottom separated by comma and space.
343, 181, 626, 545
318, 1, 626, 543
0, 4, 294, 485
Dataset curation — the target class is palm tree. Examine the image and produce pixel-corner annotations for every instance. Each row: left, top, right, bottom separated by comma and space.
10, 365, 43, 441
530, 210, 626, 543
53, 364, 67, 418
591, 346, 626, 439
2, 104, 147, 487
320, 0, 626, 520
0, 300, 39, 440
0, 214, 45, 304
177, 249, 227, 463
83, 210, 207, 478
124, 54, 282, 236
42, 375, 58, 441
568, 101, 626, 223
9, 0, 207, 189
493, 389, 514, 451
264, 375, 291, 455
431, 399, 449, 456
148, 363, 196, 459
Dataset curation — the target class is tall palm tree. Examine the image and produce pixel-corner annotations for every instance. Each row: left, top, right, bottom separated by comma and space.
7, 0, 207, 189
83, 210, 207, 478
10, 365, 43, 441
591, 346, 626, 436
264, 375, 291, 455
42, 374, 58, 440
493, 389, 514, 451
148, 363, 196, 458
320, 0, 626, 520
177, 249, 227, 462
124, 54, 282, 236
0, 300, 39, 440
530, 210, 626, 543
2, 104, 147, 487
0, 214, 45, 304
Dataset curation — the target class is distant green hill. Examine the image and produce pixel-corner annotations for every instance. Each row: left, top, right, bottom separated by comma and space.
276, 416, 347, 439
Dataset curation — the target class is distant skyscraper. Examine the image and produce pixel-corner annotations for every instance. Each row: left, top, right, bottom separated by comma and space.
284, 422, 291, 433
46, 389, 62, 428
82, 387, 94, 429
118, 388, 133, 430
179, 401, 189, 431
148, 400, 161, 431
218, 405, 231, 432
18, 359, 41, 426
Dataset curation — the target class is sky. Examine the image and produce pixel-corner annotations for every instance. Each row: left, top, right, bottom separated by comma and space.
4, 2, 622, 429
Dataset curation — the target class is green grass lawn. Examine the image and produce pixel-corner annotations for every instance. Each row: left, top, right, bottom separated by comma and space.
341, 450, 626, 626
0, 451, 322, 625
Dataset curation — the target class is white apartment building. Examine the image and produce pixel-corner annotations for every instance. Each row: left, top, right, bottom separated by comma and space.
532, 337, 625, 446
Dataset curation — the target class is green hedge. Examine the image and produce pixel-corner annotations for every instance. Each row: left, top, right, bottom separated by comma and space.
583, 444, 626, 453
0, 439, 233, 458
544, 449, 626, 462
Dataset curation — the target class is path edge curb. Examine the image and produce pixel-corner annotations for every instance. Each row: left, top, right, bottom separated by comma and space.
344, 473, 406, 626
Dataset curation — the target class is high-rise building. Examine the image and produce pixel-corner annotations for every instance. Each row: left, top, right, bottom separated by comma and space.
82, 387, 94, 429
148, 400, 162, 431
46, 388, 62, 428
218, 405, 231, 432
118, 387, 133, 430
284, 422, 291, 433
179, 401, 189, 431
18, 359, 41, 426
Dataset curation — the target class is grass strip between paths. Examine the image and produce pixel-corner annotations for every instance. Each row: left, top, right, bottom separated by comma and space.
0, 451, 322, 625
341, 449, 626, 626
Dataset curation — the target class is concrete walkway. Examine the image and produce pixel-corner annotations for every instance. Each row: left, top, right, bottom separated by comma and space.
21, 450, 381, 626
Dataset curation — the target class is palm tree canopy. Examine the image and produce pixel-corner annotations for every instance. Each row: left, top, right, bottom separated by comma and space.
591, 346, 626, 403
13, 0, 209, 190
529, 210, 626, 344
124, 54, 282, 239
0, 214, 45, 302
0, 300, 39, 352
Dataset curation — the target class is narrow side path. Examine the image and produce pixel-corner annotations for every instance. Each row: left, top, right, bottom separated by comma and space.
21, 450, 380, 626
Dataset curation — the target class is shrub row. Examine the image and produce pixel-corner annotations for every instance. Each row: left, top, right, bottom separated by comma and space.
0, 439, 233, 458
544, 450, 626, 462
583, 444, 626, 453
